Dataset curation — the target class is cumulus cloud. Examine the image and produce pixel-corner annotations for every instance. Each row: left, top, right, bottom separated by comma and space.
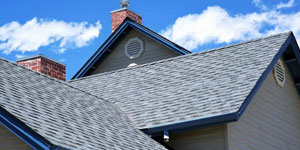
160, 6, 300, 50
0, 18, 102, 54
276, 0, 294, 9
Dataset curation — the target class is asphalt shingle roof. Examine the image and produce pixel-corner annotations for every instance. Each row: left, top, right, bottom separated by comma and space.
69, 32, 291, 129
0, 58, 166, 149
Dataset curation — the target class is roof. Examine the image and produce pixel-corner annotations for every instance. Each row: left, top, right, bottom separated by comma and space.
69, 32, 300, 135
0, 58, 166, 149
72, 18, 191, 80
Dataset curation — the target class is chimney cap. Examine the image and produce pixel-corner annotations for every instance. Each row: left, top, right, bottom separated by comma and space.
120, 0, 129, 8
16, 54, 65, 66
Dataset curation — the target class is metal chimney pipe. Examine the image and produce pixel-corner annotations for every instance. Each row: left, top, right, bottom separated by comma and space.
120, 0, 129, 8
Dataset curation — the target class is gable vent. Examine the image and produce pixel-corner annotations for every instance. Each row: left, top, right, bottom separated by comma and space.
273, 59, 285, 87
125, 37, 144, 59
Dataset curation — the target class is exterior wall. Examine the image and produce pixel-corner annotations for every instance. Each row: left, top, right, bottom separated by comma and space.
166, 126, 227, 150
92, 29, 179, 74
227, 61, 300, 150
17, 56, 66, 81
0, 124, 31, 150
111, 8, 142, 32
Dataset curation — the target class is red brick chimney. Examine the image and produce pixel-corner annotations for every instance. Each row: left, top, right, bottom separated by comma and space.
111, 0, 142, 32
17, 55, 66, 81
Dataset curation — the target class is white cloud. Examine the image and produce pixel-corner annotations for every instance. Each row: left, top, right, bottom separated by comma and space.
276, 0, 294, 9
160, 6, 300, 50
15, 54, 27, 59
58, 48, 67, 53
0, 18, 102, 54
253, 0, 268, 10
59, 59, 65, 63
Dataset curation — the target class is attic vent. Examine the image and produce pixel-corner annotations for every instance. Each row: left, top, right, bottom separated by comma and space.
273, 59, 285, 87
125, 37, 144, 59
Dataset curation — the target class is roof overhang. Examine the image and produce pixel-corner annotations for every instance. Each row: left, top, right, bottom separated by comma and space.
143, 32, 300, 136
72, 18, 191, 80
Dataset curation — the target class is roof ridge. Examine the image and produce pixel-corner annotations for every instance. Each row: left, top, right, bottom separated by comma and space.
134, 20, 191, 53
69, 31, 291, 82
0, 58, 112, 104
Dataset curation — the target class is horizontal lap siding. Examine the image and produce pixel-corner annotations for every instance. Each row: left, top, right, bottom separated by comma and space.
92, 30, 179, 74
227, 61, 300, 150
0, 124, 31, 150
167, 126, 226, 150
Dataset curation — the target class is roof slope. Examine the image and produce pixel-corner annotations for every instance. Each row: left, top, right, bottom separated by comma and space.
70, 32, 292, 130
0, 58, 165, 149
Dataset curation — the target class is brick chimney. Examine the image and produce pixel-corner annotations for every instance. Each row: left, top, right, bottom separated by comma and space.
111, 0, 142, 32
17, 55, 66, 81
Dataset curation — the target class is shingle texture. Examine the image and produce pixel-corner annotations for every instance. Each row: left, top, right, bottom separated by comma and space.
0, 59, 166, 149
70, 32, 291, 129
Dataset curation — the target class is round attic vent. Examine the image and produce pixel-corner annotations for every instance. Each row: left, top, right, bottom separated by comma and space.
273, 59, 285, 87
125, 37, 144, 60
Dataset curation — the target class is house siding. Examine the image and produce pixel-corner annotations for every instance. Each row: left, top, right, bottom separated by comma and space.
92, 29, 179, 74
167, 126, 226, 150
0, 124, 31, 150
227, 61, 300, 150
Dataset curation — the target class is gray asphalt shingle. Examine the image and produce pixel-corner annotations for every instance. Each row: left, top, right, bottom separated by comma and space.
70, 32, 291, 129
0, 58, 166, 149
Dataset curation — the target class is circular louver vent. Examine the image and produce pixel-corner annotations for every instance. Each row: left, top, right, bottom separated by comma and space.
273, 59, 285, 87
125, 37, 144, 60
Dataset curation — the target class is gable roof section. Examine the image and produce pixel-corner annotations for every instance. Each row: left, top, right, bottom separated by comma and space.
0, 58, 166, 150
69, 32, 300, 135
72, 18, 191, 79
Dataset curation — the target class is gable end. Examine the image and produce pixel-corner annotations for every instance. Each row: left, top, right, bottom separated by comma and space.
72, 18, 191, 79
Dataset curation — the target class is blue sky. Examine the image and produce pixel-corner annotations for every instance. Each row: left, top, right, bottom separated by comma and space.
0, 0, 299, 80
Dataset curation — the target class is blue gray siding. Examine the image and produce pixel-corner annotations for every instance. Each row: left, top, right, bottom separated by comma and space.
167, 126, 226, 150
92, 29, 179, 74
